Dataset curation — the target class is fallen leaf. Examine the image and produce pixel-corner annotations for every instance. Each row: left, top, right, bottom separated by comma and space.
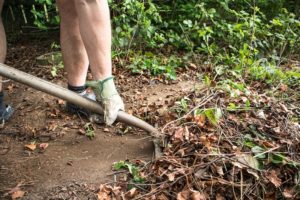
216, 193, 225, 200
193, 114, 206, 127
7, 84, 15, 93
280, 84, 287, 91
157, 193, 169, 200
213, 165, 224, 176
265, 170, 281, 188
283, 187, 296, 199
257, 110, 266, 120
195, 168, 208, 179
25, 143, 36, 151
167, 172, 175, 181
78, 129, 86, 135
103, 128, 110, 132
191, 191, 206, 200
273, 127, 280, 134
125, 187, 138, 199
39, 143, 49, 150
233, 154, 259, 170
57, 99, 65, 105
173, 127, 184, 142
279, 103, 288, 112
177, 190, 190, 200
11, 190, 25, 199
189, 63, 197, 69
97, 185, 112, 200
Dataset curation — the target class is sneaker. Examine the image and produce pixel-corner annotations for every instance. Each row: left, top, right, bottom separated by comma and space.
66, 91, 96, 117
0, 105, 14, 127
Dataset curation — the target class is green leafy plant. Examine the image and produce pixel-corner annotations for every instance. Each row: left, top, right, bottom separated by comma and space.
128, 53, 183, 79
114, 161, 144, 183
84, 123, 95, 139
195, 108, 222, 126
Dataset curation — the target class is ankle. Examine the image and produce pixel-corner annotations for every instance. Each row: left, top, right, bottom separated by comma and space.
68, 84, 86, 95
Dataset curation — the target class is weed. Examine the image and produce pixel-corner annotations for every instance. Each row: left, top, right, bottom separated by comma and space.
84, 123, 95, 139
114, 161, 144, 183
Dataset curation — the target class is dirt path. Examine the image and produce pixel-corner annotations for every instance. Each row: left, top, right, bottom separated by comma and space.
0, 132, 153, 199
0, 41, 196, 198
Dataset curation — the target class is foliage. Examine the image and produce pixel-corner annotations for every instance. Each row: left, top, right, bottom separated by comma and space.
24, 0, 300, 81
127, 52, 183, 80
31, 0, 59, 30
84, 123, 95, 139
114, 161, 144, 183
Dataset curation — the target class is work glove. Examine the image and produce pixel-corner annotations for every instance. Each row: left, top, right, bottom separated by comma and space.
86, 76, 124, 125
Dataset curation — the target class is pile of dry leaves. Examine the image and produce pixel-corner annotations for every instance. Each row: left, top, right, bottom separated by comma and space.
104, 83, 299, 200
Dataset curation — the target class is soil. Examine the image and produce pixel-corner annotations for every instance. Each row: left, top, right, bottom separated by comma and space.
0, 39, 196, 199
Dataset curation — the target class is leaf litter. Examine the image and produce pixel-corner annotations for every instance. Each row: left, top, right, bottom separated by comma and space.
99, 83, 300, 199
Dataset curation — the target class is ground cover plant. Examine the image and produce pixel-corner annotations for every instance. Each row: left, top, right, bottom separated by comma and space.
2, 0, 300, 199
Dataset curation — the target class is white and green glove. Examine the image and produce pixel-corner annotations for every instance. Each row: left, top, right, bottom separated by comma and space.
86, 76, 124, 125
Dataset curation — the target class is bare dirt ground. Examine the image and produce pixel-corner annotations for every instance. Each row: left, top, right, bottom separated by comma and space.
0, 39, 195, 199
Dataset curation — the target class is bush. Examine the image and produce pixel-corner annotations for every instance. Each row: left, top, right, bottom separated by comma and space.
7, 0, 299, 81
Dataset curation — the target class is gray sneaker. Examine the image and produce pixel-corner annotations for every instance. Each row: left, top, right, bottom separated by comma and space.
66, 92, 96, 117
0, 105, 14, 127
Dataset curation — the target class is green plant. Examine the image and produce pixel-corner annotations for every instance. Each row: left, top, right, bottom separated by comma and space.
114, 161, 144, 183
194, 108, 222, 126
128, 52, 182, 79
24, 0, 300, 83
84, 123, 95, 139
31, 0, 59, 30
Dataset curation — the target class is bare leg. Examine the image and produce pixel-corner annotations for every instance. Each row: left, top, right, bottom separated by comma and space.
0, 0, 6, 91
74, 0, 112, 80
57, 0, 89, 87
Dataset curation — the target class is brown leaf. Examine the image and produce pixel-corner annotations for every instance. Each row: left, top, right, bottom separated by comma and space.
57, 99, 65, 105
103, 128, 110, 132
266, 170, 281, 188
97, 185, 112, 200
191, 191, 206, 200
11, 190, 25, 200
167, 172, 175, 181
279, 103, 288, 112
7, 84, 15, 93
25, 143, 36, 151
193, 114, 206, 127
157, 193, 169, 200
39, 143, 49, 150
173, 127, 184, 142
189, 63, 197, 69
78, 129, 86, 135
195, 168, 208, 179
280, 84, 287, 91
212, 165, 224, 176
199, 135, 211, 150
177, 190, 190, 200
283, 187, 296, 199
233, 154, 259, 170
216, 193, 225, 200
273, 127, 280, 134
125, 188, 139, 199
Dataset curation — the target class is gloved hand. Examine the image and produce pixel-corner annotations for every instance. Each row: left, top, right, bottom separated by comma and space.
86, 76, 124, 125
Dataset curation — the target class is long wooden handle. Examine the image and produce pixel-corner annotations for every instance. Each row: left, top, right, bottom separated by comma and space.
0, 63, 159, 135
